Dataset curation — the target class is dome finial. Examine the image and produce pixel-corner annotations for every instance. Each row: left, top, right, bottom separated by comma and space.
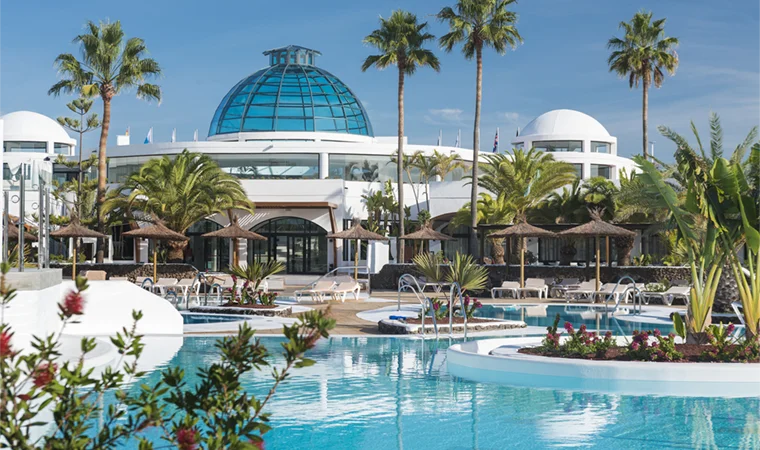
263, 45, 321, 66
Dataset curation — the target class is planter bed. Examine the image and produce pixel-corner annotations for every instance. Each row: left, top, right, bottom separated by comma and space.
189, 305, 292, 317
378, 317, 525, 335
518, 344, 759, 363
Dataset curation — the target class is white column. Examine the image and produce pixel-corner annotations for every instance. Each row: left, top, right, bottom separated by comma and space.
319, 152, 329, 179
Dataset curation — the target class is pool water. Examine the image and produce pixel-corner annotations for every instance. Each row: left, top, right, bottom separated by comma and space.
181, 313, 246, 325
474, 304, 675, 335
107, 337, 758, 449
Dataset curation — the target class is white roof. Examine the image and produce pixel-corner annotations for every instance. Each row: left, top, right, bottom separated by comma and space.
518, 109, 611, 138
1, 110, 76, 146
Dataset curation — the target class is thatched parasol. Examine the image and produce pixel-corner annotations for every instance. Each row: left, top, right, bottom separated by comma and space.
201, 217, 266, 266
491, 220, 556, 288
123, 221, 188, 282
50, 218, 107, 280
559, 211, 635, 291
327, 219, 388, 279
7, 223, 38, 242
403, 221, 452, 255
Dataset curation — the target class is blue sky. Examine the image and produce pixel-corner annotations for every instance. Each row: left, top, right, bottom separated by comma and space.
1, 0, 758, 160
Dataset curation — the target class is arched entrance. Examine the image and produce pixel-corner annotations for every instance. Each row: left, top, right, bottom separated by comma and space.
186, 220, 229, 272
249, 217, 328, 274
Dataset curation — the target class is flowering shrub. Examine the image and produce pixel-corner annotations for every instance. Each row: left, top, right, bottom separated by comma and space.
538, 314, 614, 358
258, 290, 279, 306
463, 296, 482, 319
626, 329, 683, 361
0, 262, 334, 449
701, 323, 760, 362
418, 297, 448, 321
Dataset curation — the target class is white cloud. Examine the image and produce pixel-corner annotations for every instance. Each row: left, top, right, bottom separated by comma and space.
499, 111, 521, 123
425, 108, 466, 124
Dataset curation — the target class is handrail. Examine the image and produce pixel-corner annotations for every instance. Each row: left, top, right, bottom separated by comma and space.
448, 282, 468, 340
140, 278, 154, 290
603, 275, 642, 314
397, 273, 438, 338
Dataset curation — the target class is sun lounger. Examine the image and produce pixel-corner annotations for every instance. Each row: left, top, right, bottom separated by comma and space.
642, 286, 690, 306
594, 283, 633, 304
330, 281, 361, 302
152, 278, 179, 297
109, 276, 131, 282
518, 278, 548, 299
295, 280, 336, 303
491, 281, 520, 299
83, 270, 107, 281
549, 278, 581, 298
565, 281, 597, 303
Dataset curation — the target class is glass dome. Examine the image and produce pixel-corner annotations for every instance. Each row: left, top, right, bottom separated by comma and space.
209, 46, 373, 138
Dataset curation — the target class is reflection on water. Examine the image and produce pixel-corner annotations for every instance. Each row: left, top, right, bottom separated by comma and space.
108, 337, 759, 450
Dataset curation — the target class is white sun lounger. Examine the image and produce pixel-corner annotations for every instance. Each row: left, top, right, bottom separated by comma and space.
594, 283, 633, 304
491, 281, 520, 299
565, 281, 597, 303
549, 278, 581, 298
330, 281, 361, 302
295, 280, 336, 303
152, 278, 178, 297
642, 286, 691, 306
518, 278, 548, 299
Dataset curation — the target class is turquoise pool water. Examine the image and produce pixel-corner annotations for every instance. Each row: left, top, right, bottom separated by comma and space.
181, 313, 246, 324
474, 304, 675, 335
109, 336, 758, 449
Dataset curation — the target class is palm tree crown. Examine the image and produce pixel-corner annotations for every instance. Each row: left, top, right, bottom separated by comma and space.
438, 0, 522, 58
607, 11, 679, 90
361, 10, 440, 74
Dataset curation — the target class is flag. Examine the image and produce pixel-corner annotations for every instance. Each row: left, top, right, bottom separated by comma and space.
437, 130, 442, 146
492, 128, 499, 153
171, 128, 176, 143
455, 129, 461, 148
516, 127, 520, 137
125, 127, 130, 136
193, 129, 198, 142
144, 127, 153, 144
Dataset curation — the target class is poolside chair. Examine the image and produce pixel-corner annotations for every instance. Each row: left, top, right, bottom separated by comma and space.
594, 283, 633, 304
152, 278, 179, 297
642, 286, 691, 306
109, 276, 131, 282
549, 278, 580, 298
565, 281, 597, 303
330, 281, 361, 302
491, 281, 519, 299
83, 270, 107, 281
295, 280, 336, 303
518, 278, 548, 299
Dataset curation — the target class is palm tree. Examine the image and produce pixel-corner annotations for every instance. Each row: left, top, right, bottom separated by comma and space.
49, 20, 162, 262
409, 151, 438, 211
452, 192, 515, 263
362, 10, 441, 263
438, 0, 522, 259
430, 149, 465, 180
103, 150, 253, 261
56, 98, 100, 218
608, 11, 679, 160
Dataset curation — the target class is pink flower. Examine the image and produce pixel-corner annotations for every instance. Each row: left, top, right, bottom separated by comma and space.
668, 333, 675, 339
564, 322, 574, 333
464, 295, 470, 306
32, 363, 57, 388
631, 342, 640, 351
249, 439, 264, 450
0, 330, 13, 357
231, 275, 237, 284
604, 331, 613, 339
176, 427, 199, 450
432, 302, 440, 311
61, 291, 85, 317
654, 329, 661, 337
727, 323, 736, 334
474, 300, 482, 309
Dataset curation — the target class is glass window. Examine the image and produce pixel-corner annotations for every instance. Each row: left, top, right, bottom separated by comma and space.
328, 154, 397, 182
572, 164, 583, 179
533, 140, 582, 153
591, 141, 610, 153
3, 141, 47, 153
514, 142, 524, 150
214, 153, 319, 179
590, 164, 611, 179
54, 143, 70, 155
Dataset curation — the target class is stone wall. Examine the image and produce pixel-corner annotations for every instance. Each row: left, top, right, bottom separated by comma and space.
50, 263, 198, 281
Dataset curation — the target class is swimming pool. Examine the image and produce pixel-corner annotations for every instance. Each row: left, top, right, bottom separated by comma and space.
107, 336, 758, 449
181, 313, 247, 325
474, 304, 675, 335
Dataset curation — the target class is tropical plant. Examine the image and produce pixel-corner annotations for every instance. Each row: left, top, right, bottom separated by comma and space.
608, 11, 679, 160
390, 152, 423, 209
412, 252, 447, 284
103, 150, 253, 261
530, 179, 585, 224
49, 20, 162, 262
409, 151, 438, 210
581, 177, 617, 220
445, 252, 488, 293
56, 98, 100, 216
362, 10, 441, 264
452, 193, 514, 264
438, 0, 522, 259
0, 264, 334, 449
228, 260, 286, 295
430, 149, 465, 181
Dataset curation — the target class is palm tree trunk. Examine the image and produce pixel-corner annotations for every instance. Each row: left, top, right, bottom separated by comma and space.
397, 67, 405, 263
642, 76, 649, 161
470, 46, 483, 260
425, 178, 430, 212
95, 95, 111, 263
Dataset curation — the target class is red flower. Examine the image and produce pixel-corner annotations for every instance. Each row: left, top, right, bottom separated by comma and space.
563, 322, 574, 333
176, 427, 198, 450
17, 393, 31, 402
0, 330, 13, 357
61, 291, 85, 316
727, 323, 736, 334
32, 363, 57, 388
249, 439, 265, 450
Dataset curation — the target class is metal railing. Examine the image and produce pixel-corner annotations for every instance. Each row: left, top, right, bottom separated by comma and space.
603, 276, 642, 314
397, 274, 438, 338
305, 265, 371, 293
448, 282, 468, 340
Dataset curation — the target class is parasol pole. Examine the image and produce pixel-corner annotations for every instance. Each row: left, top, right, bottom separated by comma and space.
72, 238, 77, 280
606, 236, 610, 267
520, 237, 525, 288
595, 236, 600, 291
233, 238, 239, 267
153, 239, 158, 282
354, 239, 359, 280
